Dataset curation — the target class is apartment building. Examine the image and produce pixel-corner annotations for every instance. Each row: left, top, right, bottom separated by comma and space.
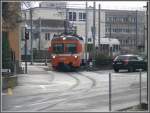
105, 10, 145, 54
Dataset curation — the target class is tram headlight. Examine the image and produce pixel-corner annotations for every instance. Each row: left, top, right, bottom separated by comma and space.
63, 37, 66, 40
74, 55, 78, 58
52, 56, 56, 59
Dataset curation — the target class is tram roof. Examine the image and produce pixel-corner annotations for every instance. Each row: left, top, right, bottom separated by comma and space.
52, 34, 84, 41
98, 38, 120, 45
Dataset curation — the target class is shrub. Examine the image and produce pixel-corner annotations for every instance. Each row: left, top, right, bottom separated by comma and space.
95, 53, 112, 66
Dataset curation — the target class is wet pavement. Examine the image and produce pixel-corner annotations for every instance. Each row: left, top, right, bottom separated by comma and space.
2, 63, 148, 112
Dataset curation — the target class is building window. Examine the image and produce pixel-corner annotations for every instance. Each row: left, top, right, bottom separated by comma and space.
133, 18, 136, 23
69, 12, 76, 21
88, 38, 92, 42
106, 17, 109, 22
69, 12, 72, 21
113, 17, 117, 22
109, 17, 112, 21
113, 29, 115, 32
45, 33, 50, 40
123, 17, 128, 22
73, 12, 76, 21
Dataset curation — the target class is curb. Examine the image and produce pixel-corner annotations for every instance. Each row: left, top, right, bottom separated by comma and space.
2, 75, 18, 90
117, 103, 148, 111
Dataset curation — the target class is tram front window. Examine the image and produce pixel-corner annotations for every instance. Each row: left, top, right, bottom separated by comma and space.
66, 44, 77, 54
53, 44, 64, 54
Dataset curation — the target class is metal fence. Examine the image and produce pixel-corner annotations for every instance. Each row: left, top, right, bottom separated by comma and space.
108, 70, 148, 111
21, 50, 51, 62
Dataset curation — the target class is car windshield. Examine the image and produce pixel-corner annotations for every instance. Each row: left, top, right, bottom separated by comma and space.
137, 56, 144, 60
115, 56, 128, 61
65, 43, 77, 54
53, 44, 64, 54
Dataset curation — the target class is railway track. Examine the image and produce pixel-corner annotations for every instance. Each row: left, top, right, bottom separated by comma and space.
2, 68, 148, 112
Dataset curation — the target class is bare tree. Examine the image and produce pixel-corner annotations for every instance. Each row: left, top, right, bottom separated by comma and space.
2, 2, 21, 29
22, 1, 33, 9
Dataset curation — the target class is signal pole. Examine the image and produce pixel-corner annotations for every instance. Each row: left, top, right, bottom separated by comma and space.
147, 1, 150, 106
92, 1, 96, 66
24, 28, 29, 73
30, 8, 33, 65
85, 1, 88, 63
98, 4, 101, 51
39, 17, 41, 51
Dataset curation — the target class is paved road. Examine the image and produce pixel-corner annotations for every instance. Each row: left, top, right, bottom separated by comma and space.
2, 63, 148, 112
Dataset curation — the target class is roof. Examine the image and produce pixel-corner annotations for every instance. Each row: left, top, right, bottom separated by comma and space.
98, 38, 120, 45
119, 54, 139, 56
26, 19, 65, 27
52, 34, 83, 41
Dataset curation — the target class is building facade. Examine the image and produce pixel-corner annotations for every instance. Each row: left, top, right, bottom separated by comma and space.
104, 9, 145, 54
21, 1, 106, 53
2, 2, 22, 73
67, 7, 106, 46
21, 3, 66, 54
21, 1, 146, 55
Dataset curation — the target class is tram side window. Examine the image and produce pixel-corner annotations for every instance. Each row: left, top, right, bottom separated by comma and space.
53, 44, 64, 54
66, 44, 77, 53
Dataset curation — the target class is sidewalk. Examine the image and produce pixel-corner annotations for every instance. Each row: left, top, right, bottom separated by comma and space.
2, 62, 51, 90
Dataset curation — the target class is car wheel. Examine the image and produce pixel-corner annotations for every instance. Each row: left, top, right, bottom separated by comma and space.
128, 67, 133, 72
114, 68, 119, 72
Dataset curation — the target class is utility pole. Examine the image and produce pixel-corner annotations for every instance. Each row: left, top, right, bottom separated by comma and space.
109, 23, 111, 56
147, 1, 150, 106
109, 23, 112, 38
92, 1, 96, 66
98, 4, 101, 51
65, 7, 68, 34
85, 1, 88, 63
24, 12, 27, 73
136, 10, 138, 53
30, 8, 33, 65
0, 1, 1, 75
39, 17, 41, 51
25, 28, 28, 73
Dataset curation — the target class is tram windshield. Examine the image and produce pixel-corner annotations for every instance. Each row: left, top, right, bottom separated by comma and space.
66, 44, 77, 53
53, 43, 77, 54
53, 44, 64, 54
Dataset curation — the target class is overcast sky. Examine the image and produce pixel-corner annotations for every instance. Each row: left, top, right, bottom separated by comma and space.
32, 1, 147, 11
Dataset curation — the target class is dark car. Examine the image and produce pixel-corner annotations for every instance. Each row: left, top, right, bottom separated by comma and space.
112, 54, 147, 72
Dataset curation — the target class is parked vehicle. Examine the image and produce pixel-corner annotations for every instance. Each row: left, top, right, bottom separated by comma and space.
112, 54, 147, 72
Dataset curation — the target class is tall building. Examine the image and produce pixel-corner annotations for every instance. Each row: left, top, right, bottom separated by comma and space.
104, 9, 145, 54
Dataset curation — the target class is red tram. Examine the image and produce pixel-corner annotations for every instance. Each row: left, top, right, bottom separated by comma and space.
48, 34, 85, 70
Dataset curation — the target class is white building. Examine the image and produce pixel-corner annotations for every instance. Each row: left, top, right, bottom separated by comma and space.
67, 6, 106, 45
21, 2, 66, 53
21, 1, 106, 53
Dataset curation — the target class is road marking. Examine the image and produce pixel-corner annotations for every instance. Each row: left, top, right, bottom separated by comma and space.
2, 93, 7, 96
40, 85, 46, 89
7, 88, 13, 96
